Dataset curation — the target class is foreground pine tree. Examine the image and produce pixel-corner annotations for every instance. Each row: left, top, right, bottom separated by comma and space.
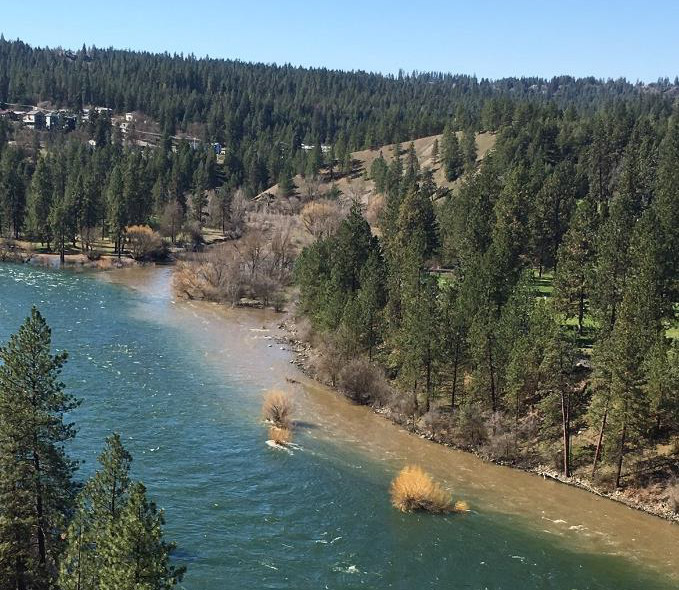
0, 307, 79, 590
59, 435, 184, 590
99, 483, 184, 590
59, 433, 132, 590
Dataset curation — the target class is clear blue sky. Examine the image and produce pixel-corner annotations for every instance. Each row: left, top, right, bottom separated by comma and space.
2, 1, 677, 81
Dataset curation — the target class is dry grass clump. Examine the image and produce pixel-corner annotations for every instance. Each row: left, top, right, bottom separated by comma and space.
390, 466, 453, 513
268, 426, 293, 445
262, 390, 292, 428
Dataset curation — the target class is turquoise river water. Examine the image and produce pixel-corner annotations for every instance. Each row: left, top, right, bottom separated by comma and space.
0, 263, 677, 589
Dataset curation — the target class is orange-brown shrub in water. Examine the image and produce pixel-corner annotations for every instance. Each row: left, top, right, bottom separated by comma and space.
262, 390, 292, 428
268, 426, 293, 445
390, 465, 453, 513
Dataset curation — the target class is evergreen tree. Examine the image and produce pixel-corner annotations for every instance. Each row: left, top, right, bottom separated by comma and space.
98, 483, 184, 590
553, 198, 597, 333
461, 129, 477, 172
0, 307, 79, 590
0, 147, 26, 238
106, 165, 126, 258
441, 125, 463, 181
370, 153, 388, 194
27, 155, 53, 247
59, 434, 133, 590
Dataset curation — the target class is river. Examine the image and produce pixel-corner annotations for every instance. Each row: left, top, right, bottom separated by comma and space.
0, 263, 677, 589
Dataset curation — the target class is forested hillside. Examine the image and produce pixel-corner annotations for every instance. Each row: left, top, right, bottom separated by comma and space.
295, 102, 679, 501
0, 38, 677, 508
1, 36, 678, 196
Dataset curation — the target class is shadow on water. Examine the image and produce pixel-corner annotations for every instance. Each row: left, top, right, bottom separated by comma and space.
292, 420, 319, 431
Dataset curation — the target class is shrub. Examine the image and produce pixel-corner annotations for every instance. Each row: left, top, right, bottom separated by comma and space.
126, 225, 167, 261
268, 426, 292, 445
338, 357, 391, 406
262, 390, 292, 428
390, 466, 453, 513
312, 340, 344, 387
178, 221, 204, 252
455, 402, 488, 448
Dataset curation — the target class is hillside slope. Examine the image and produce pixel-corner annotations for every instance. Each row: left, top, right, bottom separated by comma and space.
257, 131, 496, 204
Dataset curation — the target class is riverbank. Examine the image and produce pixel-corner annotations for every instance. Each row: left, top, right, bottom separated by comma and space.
273, 313, 679, 524
0, 238, 142, 269
11, 259, 677, 521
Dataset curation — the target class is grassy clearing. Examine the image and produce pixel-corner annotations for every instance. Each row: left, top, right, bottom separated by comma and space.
531, 270, 554, 296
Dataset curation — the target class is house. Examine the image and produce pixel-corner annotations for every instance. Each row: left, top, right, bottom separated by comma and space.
301, 143, 332, 154
23, 110, 45, 129
45, 112, 60, 129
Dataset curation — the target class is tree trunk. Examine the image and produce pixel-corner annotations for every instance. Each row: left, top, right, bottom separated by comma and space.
33, 449, 46, 566
591, 406, 608, 478
487, 335, 496, 412
15, 527, 26, 590
451, 339, 460, 408
615, 422, 627, 489
560, 391, 571, 477
577, 289, 585, 333
424, 347, 432, 414
412, 379, 419, 420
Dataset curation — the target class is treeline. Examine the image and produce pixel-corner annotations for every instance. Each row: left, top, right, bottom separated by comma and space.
2, 38, 679, 196
0, 119, 221, 259
0, 308, 183, 589
295, 101, 679, 489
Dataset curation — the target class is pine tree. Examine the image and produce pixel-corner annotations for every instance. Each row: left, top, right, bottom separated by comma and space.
0, 147, 25, 238
529, 162, 577, 276
537, 322, 581, 477
59, 433, 133, 590
370, 153, 388, 194
655, 110, 679, 304
441, 125, 463, 181
431, 138, 439, 164
98, 483, 184, 590
27, 155, 53, 247
461, 130, 477, 172
356, 250, 387, 360
106, 165, 126, 258
397, 250, 439, 416
0, 307, 79, 590
553, 198, 597, 333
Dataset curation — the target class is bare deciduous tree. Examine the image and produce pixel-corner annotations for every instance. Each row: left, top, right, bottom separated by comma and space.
300, 200, 342, 239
